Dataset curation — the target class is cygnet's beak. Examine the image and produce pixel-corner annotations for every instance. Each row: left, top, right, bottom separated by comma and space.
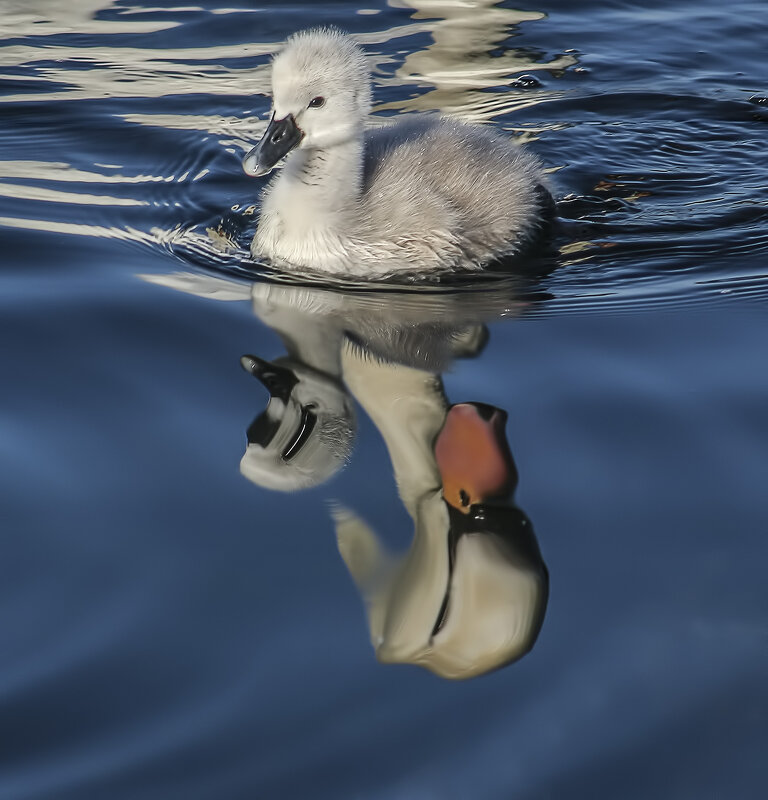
435, 403, 517, 513
242, 113, 303, 177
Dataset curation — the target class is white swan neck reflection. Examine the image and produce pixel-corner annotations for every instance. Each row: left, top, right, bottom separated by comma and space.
242, 28, 554, 278
237, 280, 548, 679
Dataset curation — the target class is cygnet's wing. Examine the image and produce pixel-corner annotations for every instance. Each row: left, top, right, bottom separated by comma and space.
362, 115, 551, 261
362, 115, 443, 190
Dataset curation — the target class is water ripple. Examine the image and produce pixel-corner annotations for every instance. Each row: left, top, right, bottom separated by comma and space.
0, 1, 766, 318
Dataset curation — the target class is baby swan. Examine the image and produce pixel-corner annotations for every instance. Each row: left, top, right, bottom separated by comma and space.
243, 28, 552, 279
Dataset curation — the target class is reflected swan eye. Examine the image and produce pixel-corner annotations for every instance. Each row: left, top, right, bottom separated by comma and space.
308, 96, 325, 109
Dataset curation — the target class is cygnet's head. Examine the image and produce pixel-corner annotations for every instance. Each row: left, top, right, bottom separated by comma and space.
243, 28, 371, 176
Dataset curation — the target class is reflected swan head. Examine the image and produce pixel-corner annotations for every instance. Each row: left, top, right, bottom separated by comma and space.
239, 354, 355, 491
243, 28, 371, 175
435, 402, 516, 511
336, 402, 548, 680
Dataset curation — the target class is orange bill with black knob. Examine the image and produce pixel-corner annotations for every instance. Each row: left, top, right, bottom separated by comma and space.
434, 403, 517, 513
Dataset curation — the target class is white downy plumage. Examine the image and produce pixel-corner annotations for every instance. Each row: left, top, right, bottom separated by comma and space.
243, 28, 553, 278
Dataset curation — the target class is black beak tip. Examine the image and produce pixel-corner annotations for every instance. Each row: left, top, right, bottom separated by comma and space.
243, 113, 303, 176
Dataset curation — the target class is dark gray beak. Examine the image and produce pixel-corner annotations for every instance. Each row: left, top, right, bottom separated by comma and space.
242, 113, 303, 177
241, 354, 298, 403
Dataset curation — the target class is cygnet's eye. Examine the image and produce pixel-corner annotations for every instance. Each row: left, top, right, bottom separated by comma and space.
308, 96, 325, 109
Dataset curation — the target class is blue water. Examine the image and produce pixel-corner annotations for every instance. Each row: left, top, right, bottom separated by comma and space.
1, 1, 767, 798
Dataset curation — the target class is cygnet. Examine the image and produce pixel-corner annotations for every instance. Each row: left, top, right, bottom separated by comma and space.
243, 28, 553, 278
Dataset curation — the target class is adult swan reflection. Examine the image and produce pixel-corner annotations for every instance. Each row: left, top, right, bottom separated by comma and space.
144, 272, 548, 679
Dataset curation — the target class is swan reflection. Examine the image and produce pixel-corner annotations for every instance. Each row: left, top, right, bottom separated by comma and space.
143, 272, 548, 679
333, 344, 548, 680
240, 353, 354, 492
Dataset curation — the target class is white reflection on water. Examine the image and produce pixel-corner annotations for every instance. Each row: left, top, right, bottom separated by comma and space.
0, 161, 174, 184
0, 52, 272, 104
0, 0, 275, 104
0, 182, 148, 207
0, 215, 159, 244
2, 0, 568, 125
2, 0, 180, 36
379, 0, 574, 124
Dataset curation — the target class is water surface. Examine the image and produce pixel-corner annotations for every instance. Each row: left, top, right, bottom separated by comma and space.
1, 1, 767, 798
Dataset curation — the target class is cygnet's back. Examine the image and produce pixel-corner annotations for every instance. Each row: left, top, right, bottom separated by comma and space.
243, 28, 552, 279
361, 116, 552, 271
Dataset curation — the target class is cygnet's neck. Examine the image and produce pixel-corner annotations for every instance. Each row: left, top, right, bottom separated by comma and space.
257, 132, 365, 266
282, 134, 364, 212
